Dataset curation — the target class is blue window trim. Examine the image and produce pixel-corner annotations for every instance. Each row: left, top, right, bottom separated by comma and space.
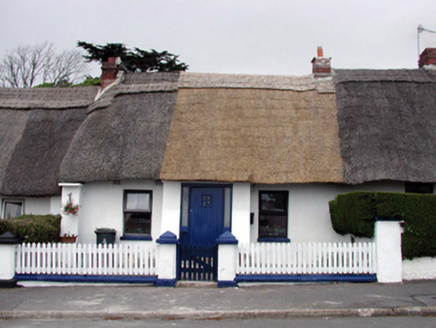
257, 237, 290, 243
120, 235, 152, 241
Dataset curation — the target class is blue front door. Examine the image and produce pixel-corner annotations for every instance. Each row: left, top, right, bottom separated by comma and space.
178, 186, 226, 281
187, 187, 225, 245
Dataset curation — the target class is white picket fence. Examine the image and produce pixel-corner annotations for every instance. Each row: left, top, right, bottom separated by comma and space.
237, 242, 376, 275
15, 243, 157, 276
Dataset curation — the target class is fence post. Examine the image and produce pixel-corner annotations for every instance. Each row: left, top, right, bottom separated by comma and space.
375, 218, 404, 283
0, 232, 22, 288
156, 231, 178, 287
216, 231, 239, 288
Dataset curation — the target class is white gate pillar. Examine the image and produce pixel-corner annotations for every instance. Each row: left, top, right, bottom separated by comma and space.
156, 231, 178, 287
0, 232, 22, 288
217, 231, 239, 288
375, 219, 404, 283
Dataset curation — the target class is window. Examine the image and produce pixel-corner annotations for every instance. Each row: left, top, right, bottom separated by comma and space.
258, 191, 288, 240
2, 199, 24, 219
123, 191, 152, 236
405, 182, 434, 194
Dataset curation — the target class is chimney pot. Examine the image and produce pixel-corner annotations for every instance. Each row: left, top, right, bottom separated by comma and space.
419, 48, 436, 68
317, 46, 324, 58
100, 57, 119, 89
311, 47, 331, 77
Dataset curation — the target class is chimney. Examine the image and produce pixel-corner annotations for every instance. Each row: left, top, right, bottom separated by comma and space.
311, 46, 331, 77
418, 48, 436, 68
101, 57, 119, 89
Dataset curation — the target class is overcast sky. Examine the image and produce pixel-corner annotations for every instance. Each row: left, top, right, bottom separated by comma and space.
1, 0, 436, 78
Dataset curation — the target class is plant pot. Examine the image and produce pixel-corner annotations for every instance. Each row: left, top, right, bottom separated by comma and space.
60, 236, 77, 243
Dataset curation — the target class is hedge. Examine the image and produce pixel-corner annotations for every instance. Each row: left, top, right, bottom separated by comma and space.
329, 192, 436, 259
0, 214, 61, 243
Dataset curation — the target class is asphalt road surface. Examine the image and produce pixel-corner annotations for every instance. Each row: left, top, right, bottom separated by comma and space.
1, 317, 436, 328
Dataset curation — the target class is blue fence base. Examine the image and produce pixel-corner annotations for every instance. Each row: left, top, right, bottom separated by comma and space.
217, 280, 238, 288
15, 274, 157, 284
155, 279, 177, 287
235, 274, 377, 284
0, 279, 19, 288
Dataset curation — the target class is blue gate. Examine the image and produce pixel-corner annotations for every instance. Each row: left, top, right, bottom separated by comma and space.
178, 186, 227, 281
178, 244, 217, 281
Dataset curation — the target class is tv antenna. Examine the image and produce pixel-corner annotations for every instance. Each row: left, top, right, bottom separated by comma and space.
417, 24, 436, 57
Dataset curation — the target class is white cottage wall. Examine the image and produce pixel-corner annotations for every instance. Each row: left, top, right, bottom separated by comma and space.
231, 183, 251, 244
160, 181, 181, 237
1, 196, 61, 218
78, 180, 163, 244
250, 181, 404, 243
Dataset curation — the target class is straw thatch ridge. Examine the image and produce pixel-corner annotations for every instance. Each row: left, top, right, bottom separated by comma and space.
160, 87, 343, 183
0, 87, 99, 109
0, 87, 98, 196
60, 72, 180, 182
335, 69, 436, 184
179, 72, 335, 93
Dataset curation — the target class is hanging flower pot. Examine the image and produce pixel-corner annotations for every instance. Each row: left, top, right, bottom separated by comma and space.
63, 193, 79, 216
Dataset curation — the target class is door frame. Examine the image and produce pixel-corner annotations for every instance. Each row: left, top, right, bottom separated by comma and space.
179, 183, 233, 241
177, 183, 233, 281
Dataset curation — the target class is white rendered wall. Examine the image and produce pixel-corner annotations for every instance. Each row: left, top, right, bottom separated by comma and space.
375, 220, 403, 283
0, 244, 16, 280
59, 183, 83, 238
231, 183, 251, 244
1, 196, 61, 218
49, 196, 61, 215
77, 180, 163, 244
403, 257, 436, 280
160, 181, 181, 237
250, 181, 404, 243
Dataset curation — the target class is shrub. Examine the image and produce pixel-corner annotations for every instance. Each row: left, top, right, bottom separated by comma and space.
329, 192, 376, 238
0, 214, 61, 243
329, 192, 436, 259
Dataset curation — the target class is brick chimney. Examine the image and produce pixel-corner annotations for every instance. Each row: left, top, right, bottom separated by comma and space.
311, 46, 331, 77
418, 48, 436, 68
101, 57, 119, 89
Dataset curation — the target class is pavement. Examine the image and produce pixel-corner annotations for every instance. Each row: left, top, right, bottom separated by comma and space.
0, 280, 436, 321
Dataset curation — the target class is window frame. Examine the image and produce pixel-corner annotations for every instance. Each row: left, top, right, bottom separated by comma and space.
121, 190, 153, 240
2, 198, 24, 219
405, 182, 434, 194
257, 190, 290, 242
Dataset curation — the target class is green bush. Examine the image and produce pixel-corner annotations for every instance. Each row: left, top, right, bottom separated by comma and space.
329, 192, 376, 238
329, 192, 436, 259
0, 214, 61, 243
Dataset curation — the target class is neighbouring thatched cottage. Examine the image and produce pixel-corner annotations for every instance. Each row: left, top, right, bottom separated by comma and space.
1, 48, 436, 276
0, 87, 97, 219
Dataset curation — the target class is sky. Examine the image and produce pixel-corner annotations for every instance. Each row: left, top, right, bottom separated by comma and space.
1, 0, 436, 78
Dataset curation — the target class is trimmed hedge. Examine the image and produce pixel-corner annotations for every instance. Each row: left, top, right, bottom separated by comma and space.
329, 192, 436, 259
329, 192, 376, 238
0, 214, 61, 243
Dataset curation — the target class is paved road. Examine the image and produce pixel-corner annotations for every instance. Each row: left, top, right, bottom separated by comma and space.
1, 317, 436, 328
1, 280, 436, 321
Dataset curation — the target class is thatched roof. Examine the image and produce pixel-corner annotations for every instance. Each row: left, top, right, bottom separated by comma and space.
160, 73, 344, 183
60, 72, 180, 182
335, 69, 436, 184
0, 87, 98, 196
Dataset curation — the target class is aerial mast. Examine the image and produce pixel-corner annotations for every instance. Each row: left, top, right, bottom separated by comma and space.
417, 24, 436, 58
